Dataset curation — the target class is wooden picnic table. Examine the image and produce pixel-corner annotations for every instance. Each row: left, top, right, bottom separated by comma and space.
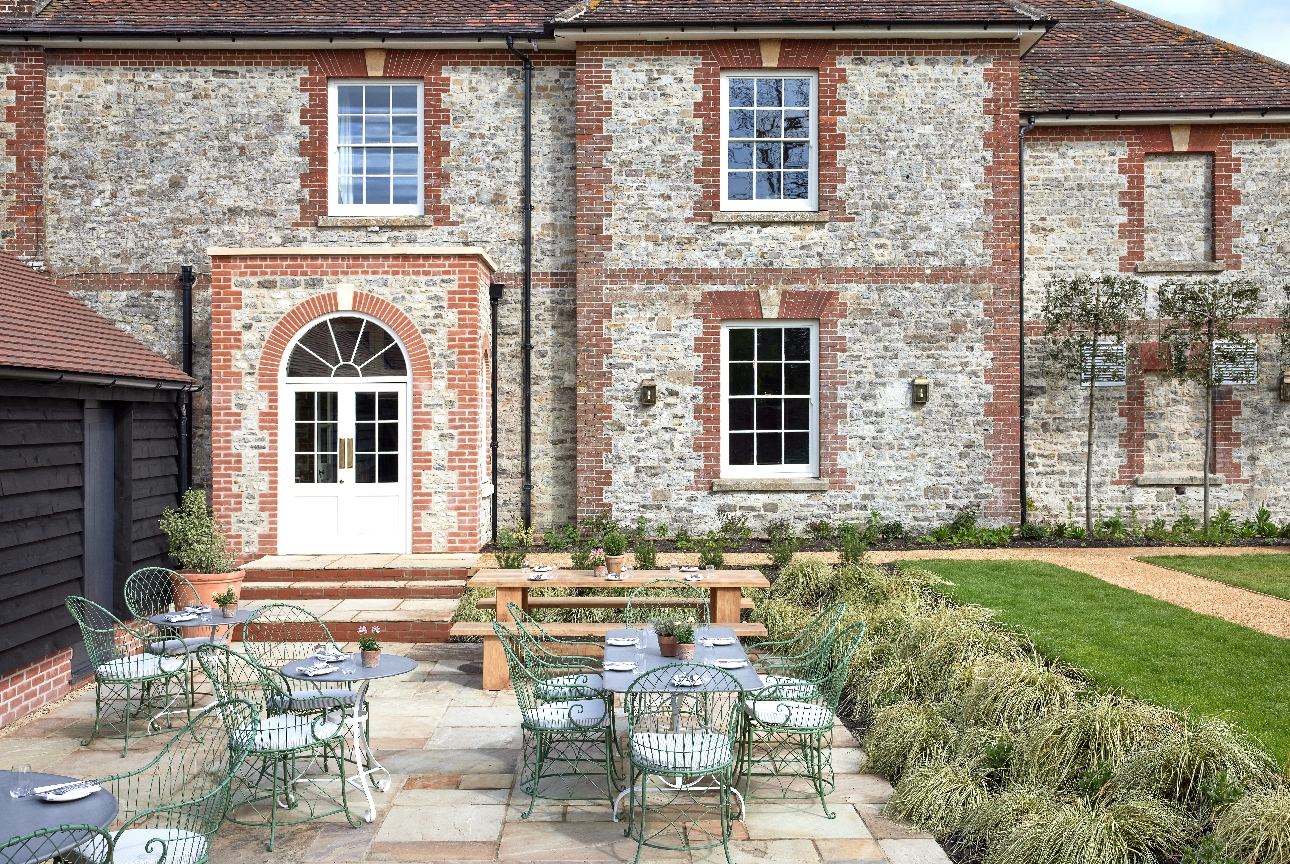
458, 569, 771, 690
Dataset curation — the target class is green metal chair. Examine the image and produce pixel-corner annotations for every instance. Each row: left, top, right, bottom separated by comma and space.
625, 578, 711, 628
65, 595, 191, 756
622, 662, 744, 864
506, 602, 604, 683
494, 622, 618, 819
195, 644, 359, 850
97, 698, 258, 864
0, 825, 113, 864
242, 602, 366, 723
749, 601, 848, 699
125, 566, 227, 700
739, 619, 868, 817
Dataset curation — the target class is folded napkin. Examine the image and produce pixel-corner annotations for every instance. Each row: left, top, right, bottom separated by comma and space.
685, 574, 704, 583
166, 612, 199, 623
713, 658, 747, 669
314, 650, 349, 663
670, 673, 709, 687
183, 606, 212, 614
34, 782, 100, 802
533, 565, 554, 572
299, 662, 338, 677
702, 637, 736, 647
603, 662, 637, 672
606, 637, 640, 646
680, 566, 699, 572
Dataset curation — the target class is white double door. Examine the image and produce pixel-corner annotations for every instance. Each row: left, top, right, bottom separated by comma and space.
279, 382, 410, 554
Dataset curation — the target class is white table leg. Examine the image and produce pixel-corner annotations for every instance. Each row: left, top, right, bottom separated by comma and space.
344, 708, 393, 823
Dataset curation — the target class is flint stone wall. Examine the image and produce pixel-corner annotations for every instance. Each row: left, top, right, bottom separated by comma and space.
0, 61, 15, 244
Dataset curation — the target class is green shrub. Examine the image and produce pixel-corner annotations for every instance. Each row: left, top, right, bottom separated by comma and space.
602, 529, 627, 557
632, 538, 657, 570
542, 524, 578, 551
766, 520, 800, 568
770, 558, 856, 608
570, 542, 593, 569
159, 489, 238, 574
838, 524, 868, 566
1213, 786, 1290, 864
494, 521, 535, 568
698, 531, 725, 569
674, 529, 695, 551
809, 519, 837, 544
1018, 522, 1049, 541
1015, 693, 1177, 787
719, 513, 751, 550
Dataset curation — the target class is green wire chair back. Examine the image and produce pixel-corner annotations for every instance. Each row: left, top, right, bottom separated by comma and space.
102, 698, 257, 860
195, 644, 289, 717
625, 578, 711, 628
125, 566, 202, 620
818, 619, 867, 710
505, 602, 603, 672
493, 623, 606, 723
65, 595, 183, 675
0, 825, 114, 864
243, 602, 341, 669
751, 601, 847, 675
624, 662, 742, 773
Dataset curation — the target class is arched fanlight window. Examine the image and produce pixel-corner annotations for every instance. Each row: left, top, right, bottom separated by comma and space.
286, 315, 408, 378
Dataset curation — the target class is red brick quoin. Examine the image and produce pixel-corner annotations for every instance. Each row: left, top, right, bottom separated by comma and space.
209, 250, 493, 559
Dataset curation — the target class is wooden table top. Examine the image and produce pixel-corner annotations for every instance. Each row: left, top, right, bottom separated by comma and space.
467, 568, 770, 589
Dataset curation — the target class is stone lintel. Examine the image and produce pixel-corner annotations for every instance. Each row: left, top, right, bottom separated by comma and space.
317, 216, 437, 228
1134, 260, 1226, 274
207, 245, 499, 272
711, 478, 830, 492
709, 211, 830, 225
1135, 472, 1225, 487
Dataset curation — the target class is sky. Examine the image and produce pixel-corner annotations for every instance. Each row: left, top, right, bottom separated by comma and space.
1119, 0, 1290, 64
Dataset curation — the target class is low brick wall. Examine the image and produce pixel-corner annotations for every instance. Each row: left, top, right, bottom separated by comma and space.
0, 648, 72, 728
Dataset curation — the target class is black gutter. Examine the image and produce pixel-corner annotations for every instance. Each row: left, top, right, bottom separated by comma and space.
0, 366, 200, 391
506, 35, 534, 530
180, 265, 194, 494
1018, 113, 1037, 526
489, 281, 504, 542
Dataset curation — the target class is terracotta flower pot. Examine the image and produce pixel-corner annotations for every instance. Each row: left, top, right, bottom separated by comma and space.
677, 643, 695, 661
361, 650, 381, 668
606, 555, 626, 574
593, 565, 608, 578
177, 570, 245, 609
657, 636, 678, 657
220, 603, 238, 619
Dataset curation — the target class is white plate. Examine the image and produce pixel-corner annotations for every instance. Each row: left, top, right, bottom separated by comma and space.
606, 637, 640, 646
166, 613, 199, 622
37, 784, 100, 802
314, 651, 348, 663
713, 659, 747, 669
685, 575, 704, 582
603, 662, 637, 672
703, 638, 736, 646
527, 574, 550, 581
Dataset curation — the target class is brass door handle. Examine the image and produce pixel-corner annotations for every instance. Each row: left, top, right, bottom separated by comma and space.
340, 438, 355, 469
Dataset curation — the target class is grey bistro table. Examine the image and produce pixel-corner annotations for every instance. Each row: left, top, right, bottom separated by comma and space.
146, 608, 256, 720
0, 771, 117, 864
281, 653, 418, 823
601, 626, 762, 820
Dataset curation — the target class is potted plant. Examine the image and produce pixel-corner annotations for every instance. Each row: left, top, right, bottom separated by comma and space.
654, 618, 678, 657
675, 619, 696, 661
590, 547, 608, 578
212, 588, 239, 618
159, 489, 243, 608
602, 530, 628, 574
357, 625, 382, 668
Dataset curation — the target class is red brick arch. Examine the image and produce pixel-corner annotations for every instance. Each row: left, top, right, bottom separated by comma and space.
257, 291, 436, 555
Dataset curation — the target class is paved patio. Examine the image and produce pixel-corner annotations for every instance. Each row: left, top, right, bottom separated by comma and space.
0, 642, 948, 864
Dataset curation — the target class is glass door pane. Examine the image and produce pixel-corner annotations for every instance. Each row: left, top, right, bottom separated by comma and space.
294, 391, 339, 483
354, 390, 399, 483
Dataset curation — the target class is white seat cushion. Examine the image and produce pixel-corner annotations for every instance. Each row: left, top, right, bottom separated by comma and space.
269, 688, 359, 713
535, 673, 605, 700
745, 698, 834, 729
251, 714, 341, 751
110, 828, 208, 864
756, 675, 821, 701
97, 654, 185, 680
631, 732, 734, 773
147, 636, 227, 656
523, 698, 608, 730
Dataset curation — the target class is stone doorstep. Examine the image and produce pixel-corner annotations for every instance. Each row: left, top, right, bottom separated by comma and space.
241, 579, 467, 600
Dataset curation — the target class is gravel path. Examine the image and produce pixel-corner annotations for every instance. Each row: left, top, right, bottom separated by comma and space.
871, 546, 1290, 639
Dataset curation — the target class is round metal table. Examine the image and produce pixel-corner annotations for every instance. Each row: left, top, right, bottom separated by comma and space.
146, 609, 255, 721
0, 771, 117, 864
280, 654, 418, 822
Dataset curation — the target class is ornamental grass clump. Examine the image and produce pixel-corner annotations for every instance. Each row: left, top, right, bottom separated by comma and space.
1213, 786, 1290, 864
864, 701, 959, 779
961, 655, 1083, 731
889, 757, 991, 837
1117, 714, 1279, 808
985, 793, 1196, 864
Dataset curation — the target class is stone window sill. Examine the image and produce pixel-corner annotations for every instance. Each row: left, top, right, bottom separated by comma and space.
318, 216, 436, 228
1135, 260, 1225, 274
709, 212, 830, 225
1136, 472, 1225, 487
711, 478, 829, 492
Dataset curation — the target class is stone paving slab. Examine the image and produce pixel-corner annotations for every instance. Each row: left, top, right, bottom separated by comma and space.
0, 642, 950, 864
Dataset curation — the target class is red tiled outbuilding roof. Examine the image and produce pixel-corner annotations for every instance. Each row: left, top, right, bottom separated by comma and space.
0, 254, 193, 385
1022, 0, 1290, 113
554, 0, 1046, 26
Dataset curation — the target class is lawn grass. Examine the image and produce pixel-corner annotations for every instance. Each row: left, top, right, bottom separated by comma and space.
900, 558, 1290, 760
1137, 553, 1290, 602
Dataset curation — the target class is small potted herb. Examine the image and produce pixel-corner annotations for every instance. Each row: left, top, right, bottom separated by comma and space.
212, 588, 239, 618
675, 619, 696, 661
602, 530, 628, 575
589, 547, 608, 578
357, 625, 382, 668
654, 618, 678, 657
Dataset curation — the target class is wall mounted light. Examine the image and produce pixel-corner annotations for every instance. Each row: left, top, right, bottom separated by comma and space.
912, 377, 930, 405
1281, 370, 1290, 402
639, 379, 657, 407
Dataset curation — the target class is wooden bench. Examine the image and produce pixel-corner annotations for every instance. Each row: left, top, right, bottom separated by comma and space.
449, 621, 770, 690
475, 596, 756, 611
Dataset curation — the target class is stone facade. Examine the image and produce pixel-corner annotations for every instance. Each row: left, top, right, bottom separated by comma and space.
1143, 153, 1213, 263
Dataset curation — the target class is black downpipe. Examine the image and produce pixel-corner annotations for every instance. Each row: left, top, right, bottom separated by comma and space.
489, 282, 504, 541
179, 265, 195, 495
1018, 114, 1036, 525
506, 36, 534, 529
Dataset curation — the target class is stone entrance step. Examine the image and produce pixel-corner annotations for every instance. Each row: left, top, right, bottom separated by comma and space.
237, 554, 481, 643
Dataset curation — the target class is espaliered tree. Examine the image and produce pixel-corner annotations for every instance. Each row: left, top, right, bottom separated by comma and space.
1042, 273, 1147, 535
1157, 277, 1261, 532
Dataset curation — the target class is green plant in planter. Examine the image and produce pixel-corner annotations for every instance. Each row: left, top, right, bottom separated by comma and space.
159, 488, 237, 573
653, 618, 679, 638
698, 532, 725, 569
212, 588, 238, 608
674, 620, 696, 645
633, 538, 658, 570
602, 530, 627, 558
356, 625, 381, 652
